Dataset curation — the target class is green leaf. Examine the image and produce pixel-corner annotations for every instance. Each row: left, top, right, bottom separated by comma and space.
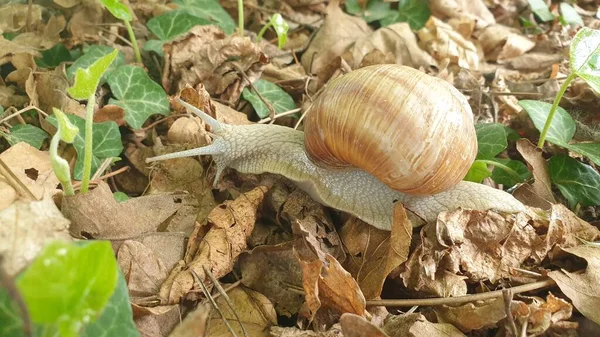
81, 272, 140, 337
107, 65, 170, 129
528, 0, 555, 21
380, 0, 430, 30
269, 14, 289, 49
46, 114, 123, 180
68, 49, 119, 100
36, 43, 73, 68
173, 0, 236, 34
565, 142, 600, 167
570, 27, 600, 93
100, 0, 133, 21
346, 0, 393, 23
549, 155, 600, 207
464, 160, 492, 183
147, 10, 210, 40
518, 100, 575, 146
67, 46, 125, 81
242, 79, 296, 119
2, 124, 49, 149
475, 123, 508, 159
559, 3, 583, 26
143, 39, 165, 57
113, 191, 129, 202
490, 158, 531, 188
16, 241, 119, 336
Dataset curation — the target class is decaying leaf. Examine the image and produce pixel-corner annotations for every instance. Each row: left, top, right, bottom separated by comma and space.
340, 313, 388, 337
433, 297, 509, 332
158, 185, 269, 304
117, 240, 170, 301
515, 138, 555, 206
382, 312, 466, 337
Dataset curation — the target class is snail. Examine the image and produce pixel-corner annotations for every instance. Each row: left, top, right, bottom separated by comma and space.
146, 64, 525, 230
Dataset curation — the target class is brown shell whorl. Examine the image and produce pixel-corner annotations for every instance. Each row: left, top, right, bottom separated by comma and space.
303, 64, 478, 195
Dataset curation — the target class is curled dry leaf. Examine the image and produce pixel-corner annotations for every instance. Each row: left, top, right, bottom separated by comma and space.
158, 185, 269, 304
417, 17, 481, 70
382, 312, 466, 337
29, 66, 85, 117
477, 24, 536, 61
68, 1, 104, 45
340, 203, 411, 300
293, 221, 366, 325
0, 4, 43, 33
11, 15, 65, 50
430, 0, 496, 30
168, 304, 209, 337
133, 304, 181, 337
117, 240, 169, 301
514, 138, 555, 207
525, 293, 576, 335
62, 181, 198, 239
0, 196, 71, 276
433, 297, 510, 332
206, 286, 277, 337
162, 25, 268, 103
340, 313, 388, 337
548, 245, 600, 325
94, 104, 126, 126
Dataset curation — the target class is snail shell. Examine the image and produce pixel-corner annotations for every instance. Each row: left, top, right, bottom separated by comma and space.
303, 64, 478, 195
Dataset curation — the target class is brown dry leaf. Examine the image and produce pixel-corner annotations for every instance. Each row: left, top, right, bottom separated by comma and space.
504, 53, 565, 71
239, 242, 305, 317
0, 86, 29, 108
0, 4, 42, 33
0, 178, 17, 211
162, 25, 268, 103
133, 304, 181, 337
294, 221, 366, 324
6, 53, 35, 86
548, 245, 600, 325
62, 181, 198, 239
430, 0, 495, 29
12, 15, 65, 50
0, 36, 40, 65
28, 66, 85, 117
346, 23, 437, 70
0, 196, 72, 276
417, 17, 480, 70
206, 286, 277, 337
269, 326, 344, 336
54, 0, 82, 9
300, 2, 371, 74
340, 313, 388, 337
168, 304, 209, 337
68, 2, 105, 45
477, 24, 535, 61
113, 232, 186, 273
341, 203, 411, 299
515, 138, 555, 206
117, 240, 169, 300
262, 64, 308, 98
525, 293, 576, 335
433, 297, 508, 332
0, 142, 60, 200
382, 312, 466, 337
158, 185, 269, 304
94, 104, 126, 125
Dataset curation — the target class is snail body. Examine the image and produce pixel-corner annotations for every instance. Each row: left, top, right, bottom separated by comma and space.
146, 65, 525, 230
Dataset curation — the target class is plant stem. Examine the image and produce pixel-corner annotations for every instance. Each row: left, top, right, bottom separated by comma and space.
124, 20, 142, 64
80, 92, 95, 193
50, 135, 75, 196
537, 72, 577, 148
476, 159, 523, 183
238, 0, 244, 36
256, 22, 271, 41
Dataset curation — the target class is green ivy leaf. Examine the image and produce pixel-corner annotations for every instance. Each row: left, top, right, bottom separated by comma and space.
36, 43, 73, 68
380, 0, 430, 30
113, 191, 129, 202
528, 0, 555, 22
242, 79, 296, 119
464, 160, 492, 183
559, 3, 583, 26
67, 46, 125, 81
518, 100, 575, 146
143, 39, 165, 57
549, 155, 600, 207
107, 65, 170, 129
564, 143, 600, 167
490, 158, 531, 188
68, 49, 119, 100
2, 124, 49, 149
570, 27, 600, 93
147, 10, 210, 40
46, 114, 123, 180
16, 241, 119, 336
100, 0, 133, 21
345, 0, 393, 23
475, 123, 508, 159
173, 0, 236, 34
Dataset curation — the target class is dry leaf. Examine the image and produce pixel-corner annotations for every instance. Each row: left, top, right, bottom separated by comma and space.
117, 240, 169, 300
158, 185, 269, 304
0, 5, 42, 33
341, 203, 411, 299
0, 178, 17, 211
0, 197, 71, 276
62, 181, 198, 239
548, 245, 600, 325
340, 313, 388, 337
382, 312, 466, 337
168, 304, 209, 337
477, 24, 535, 61
515, 138, 555, 206
433, 297, 508, 332
94, 104, 126, 125
133, 304, 181, 337
430, 0, 495, 29
68, 2, 104, 45
526, 293, 576, 335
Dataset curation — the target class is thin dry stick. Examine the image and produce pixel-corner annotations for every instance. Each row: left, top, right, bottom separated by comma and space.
72, 166, 130, 189
0, 256, 32, 337
202, 266, 249, 337
503, 289, 518, 337
191, 270, 239, 337
0, 106, 49, 125
231, 63, 277, 121
257, 108, 301, 124
0, 158, 38, 200
365, 278, 556, 307
210, 280, 243, 301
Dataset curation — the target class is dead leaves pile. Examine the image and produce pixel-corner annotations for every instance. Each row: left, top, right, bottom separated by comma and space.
1, 0, 600, 336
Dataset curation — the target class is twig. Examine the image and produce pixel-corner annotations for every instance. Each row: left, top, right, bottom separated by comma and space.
503, 289, 518, 337
365, 278, 556, 307
203, 266, 249, 337
257, 108, 301, 124
0, 158, 38, 200
231, 63, 277, 121
72, 166, 130, 189
191, 270, 239, 337
0, 105, 49, 125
